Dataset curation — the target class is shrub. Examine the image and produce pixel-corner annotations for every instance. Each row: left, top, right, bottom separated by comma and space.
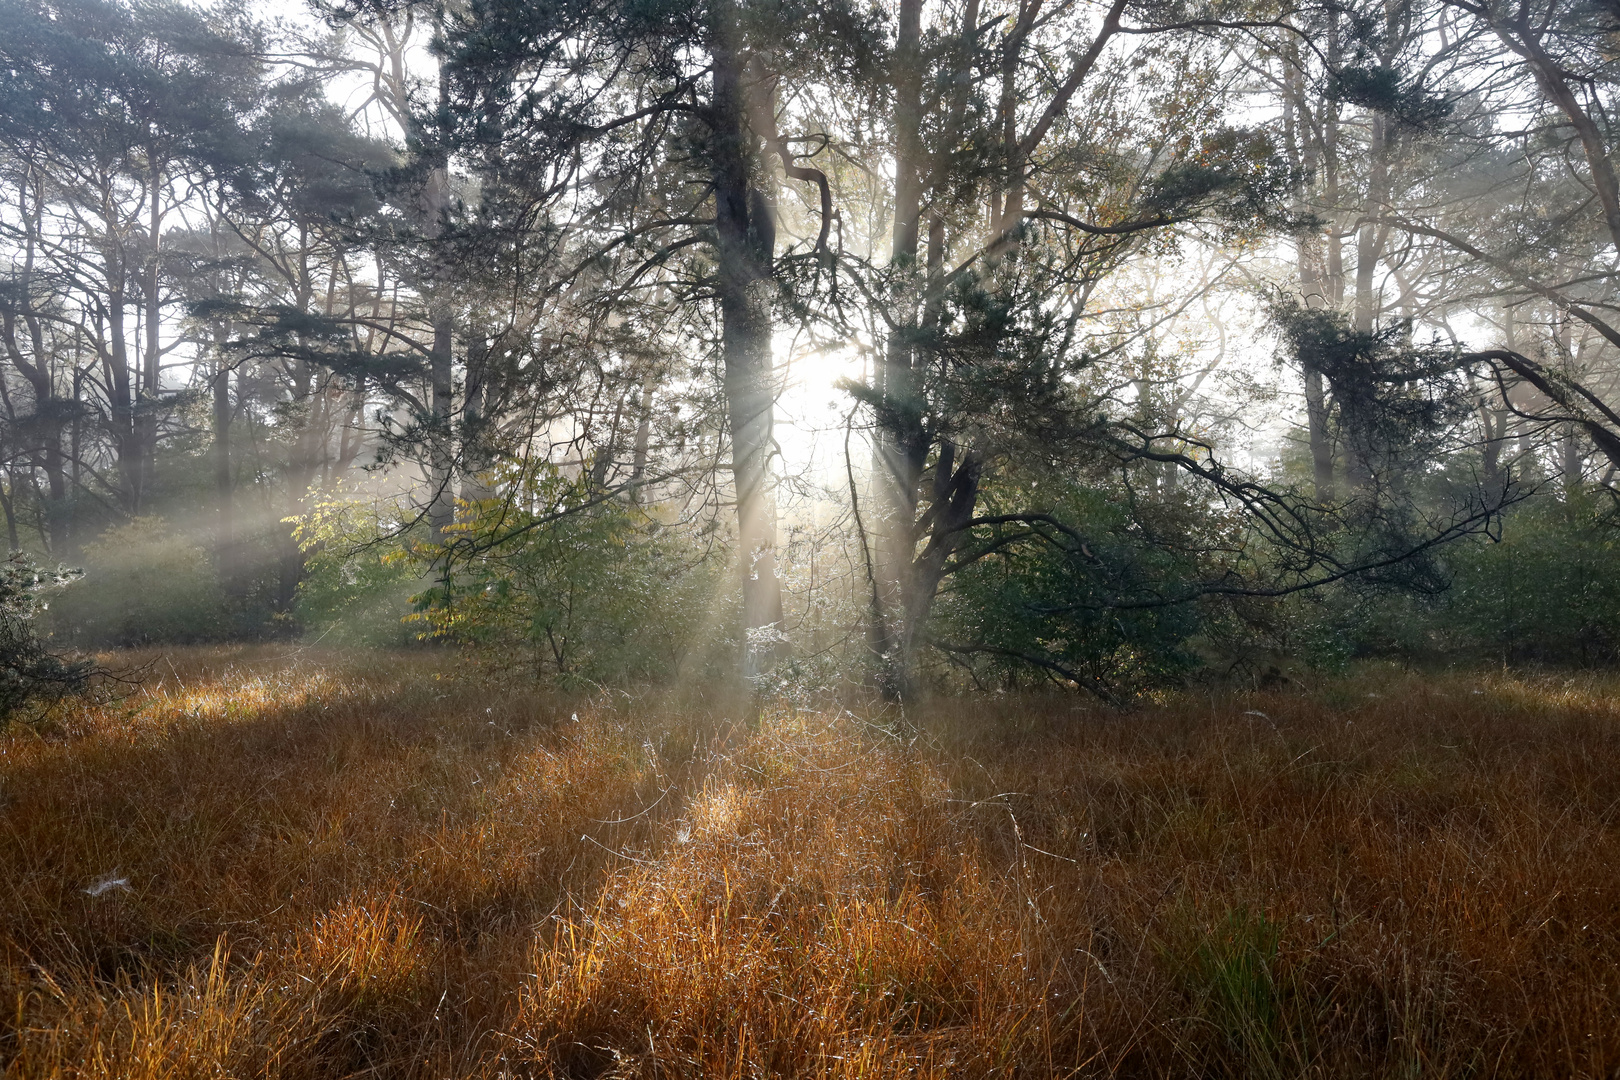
1435, 494, 1620, 665
930, 475, 1209, 694
0, 551, 92, 720
49, 517, 225, 647
293, 493, 425, 648
413, 463, 722, 686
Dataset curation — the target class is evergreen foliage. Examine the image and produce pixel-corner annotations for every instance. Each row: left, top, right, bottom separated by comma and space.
0, 552, 90, 719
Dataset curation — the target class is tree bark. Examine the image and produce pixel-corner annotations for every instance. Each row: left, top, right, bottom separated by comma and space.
1344, 89, 1391, 492
866, 0, 927, 699
711, 19, 784, 678
459, 342, 494, 504
0, 308, 68, 552
629, 375, 654, 502
103, 242, 141, 515
140, 160, 163, 513
1285, 47, 1336, 503
212, 350, 236, 597
428, 307, 455, 537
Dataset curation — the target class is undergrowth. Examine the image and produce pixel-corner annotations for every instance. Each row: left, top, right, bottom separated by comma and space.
2, 649, 1618, 1077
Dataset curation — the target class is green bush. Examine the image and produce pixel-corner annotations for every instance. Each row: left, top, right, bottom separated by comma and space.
302, 464, 723, 685
49, 518, 225, 647
930, 475, 1209, 695
0, 552, 92, 720
1214, 493, 1620, 673
293, 494, 425, 648
1434, 496, 1620, 665
416, 466, 721, 686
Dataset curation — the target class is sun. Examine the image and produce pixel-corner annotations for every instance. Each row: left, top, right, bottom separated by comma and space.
773, 333, 872, 487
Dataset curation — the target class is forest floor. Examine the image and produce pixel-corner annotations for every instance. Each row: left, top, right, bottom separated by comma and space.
1, 648, 1619, 1078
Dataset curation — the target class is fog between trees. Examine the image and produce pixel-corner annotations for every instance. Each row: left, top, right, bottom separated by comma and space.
1, 0, 1618, 699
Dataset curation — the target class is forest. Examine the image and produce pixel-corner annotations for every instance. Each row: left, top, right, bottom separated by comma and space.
3, 0, 1620, 1075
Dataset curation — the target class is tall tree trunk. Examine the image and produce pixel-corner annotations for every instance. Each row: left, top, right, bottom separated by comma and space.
408, 146, 454, 540
1352, 110, 1389, 336
1323, 11, 1345, 310
1480, 397, 1507, 496
460, 342, 494, 504
1558, 314, 1582, 499
711, 18, 784, 678
0, 471, 18, 553
1284, 43, 1336, 503
32, 390, 67, 553
276, 357, 317, 615
895, 440, 980, 689
70, 365, 83, 535
213, 352, 236, 597
629, 375, 654, 502
417, 23, 458, 541
1, 315, 68, 552
868, 0, 926, 698
7, 175, 69, 551
140, 165, 163, 512
428, 307, 455, 537
1564, 424, 1583, 498
1345, 104, 1390, 492
104, 264, 140, 515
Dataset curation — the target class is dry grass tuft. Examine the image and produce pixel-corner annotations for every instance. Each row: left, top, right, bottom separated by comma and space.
3, 652, 1620, 1077
514, 713, 1044, 1077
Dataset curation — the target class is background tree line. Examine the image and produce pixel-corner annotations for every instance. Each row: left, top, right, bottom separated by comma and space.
0, 0, 1617, 700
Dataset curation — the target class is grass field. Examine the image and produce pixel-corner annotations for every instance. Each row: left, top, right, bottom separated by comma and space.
2, 648, 1619, 1077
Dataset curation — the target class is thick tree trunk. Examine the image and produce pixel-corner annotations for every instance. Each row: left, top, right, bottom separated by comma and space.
10, 176, 63, 550
1556, 315, 1582, 500
275, 355, 319, 616
868, 0, 927, 699
1480, 400, 1507, 495
0, 472, 17, 553
459, 344, 495, 504
1303, 368, 1334, 501
1297, 238, 1335, 501
1, 319, 69, 552
422, 33, 457, 540
711, 23, 784, 678
1564, 424, 1583, 497
629, 375, 654, 502
1323, 12, 1345, 310
411, 151, 454, 540
14, 179, 69, 551
34, 418, 67, 554
893, 443, 979, 686
1352, 111, 1388, 337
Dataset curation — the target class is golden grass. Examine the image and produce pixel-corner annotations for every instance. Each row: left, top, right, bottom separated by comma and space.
3, 650, 1620, 1077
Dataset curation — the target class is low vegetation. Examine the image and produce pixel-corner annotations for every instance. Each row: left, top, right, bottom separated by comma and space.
2, 649, 1618, 1077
